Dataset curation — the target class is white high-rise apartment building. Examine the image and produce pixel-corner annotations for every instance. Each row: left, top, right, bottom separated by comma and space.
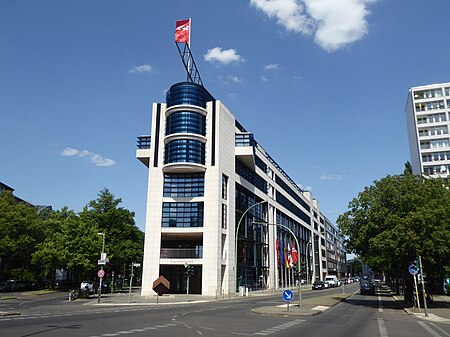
136, 81, 344, 296
406, 82, 450, 177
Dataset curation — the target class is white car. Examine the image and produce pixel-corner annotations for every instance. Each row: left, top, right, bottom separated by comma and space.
80, 281, 94, 294
324, 275, 338, 287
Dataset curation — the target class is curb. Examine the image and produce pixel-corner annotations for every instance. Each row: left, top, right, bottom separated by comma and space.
392, 295, 450, 325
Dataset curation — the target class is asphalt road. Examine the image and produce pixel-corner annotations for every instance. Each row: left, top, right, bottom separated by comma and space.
1, 284, 449, 337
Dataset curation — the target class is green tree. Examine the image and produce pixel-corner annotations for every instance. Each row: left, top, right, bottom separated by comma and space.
337, 173, 450, 299
0, 191, 44, 280
79, 189, 144, 278
32, 207, 100, 284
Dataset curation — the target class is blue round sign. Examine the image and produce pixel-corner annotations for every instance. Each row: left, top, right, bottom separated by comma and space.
409, 264, 418, 276
282, 289, 294, 302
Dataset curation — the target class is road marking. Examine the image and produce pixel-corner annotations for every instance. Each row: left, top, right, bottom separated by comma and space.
378, 294, 383, 312
418, 321, 448, 337
250, 319, 305, 336
377, 318, 389, 337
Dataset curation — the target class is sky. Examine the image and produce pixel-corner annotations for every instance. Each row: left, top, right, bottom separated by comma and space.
1, 0, 450, 232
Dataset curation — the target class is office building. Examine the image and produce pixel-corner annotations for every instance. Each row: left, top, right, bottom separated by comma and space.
136, 81, 344, 296
406, 82, 450, 177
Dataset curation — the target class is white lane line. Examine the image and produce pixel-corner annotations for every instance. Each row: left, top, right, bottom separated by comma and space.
377, 318, 389, 337
417, 321, 446, 337
378, 294, 383, 313
429, 323, 450, 337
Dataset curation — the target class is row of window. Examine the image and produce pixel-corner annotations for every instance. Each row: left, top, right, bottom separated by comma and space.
164, 139, 205, 165
417, 113, 447, 124
423, 164, 450, 175
161, 202, 204, 227
276, 210, 311, 256
420, 139, 450, 149
414, 88, 446, 99
275, 175, 311, 212
422, 152, 450, 162
415, 100, 446, 112
166, 82, 214, 109
235, 133, 256, 147
418, 126, 449, 137
163, 173, 205, 197
235, 159, 268, 193
276, 191, 311, 225
166, 111, 206, 136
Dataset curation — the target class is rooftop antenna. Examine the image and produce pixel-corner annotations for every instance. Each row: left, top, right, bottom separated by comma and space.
175, 19, 203, 86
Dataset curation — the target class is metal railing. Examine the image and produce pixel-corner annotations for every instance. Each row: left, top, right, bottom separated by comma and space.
160, 248, 202, 259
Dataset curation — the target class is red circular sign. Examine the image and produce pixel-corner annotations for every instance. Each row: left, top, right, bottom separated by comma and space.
97, 269, 105, 278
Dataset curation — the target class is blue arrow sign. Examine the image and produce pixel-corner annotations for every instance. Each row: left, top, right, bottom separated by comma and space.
409, 264, 418, 276
282, 289, 294, 302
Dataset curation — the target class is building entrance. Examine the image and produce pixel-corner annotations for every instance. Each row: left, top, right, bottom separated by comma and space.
159, 264, 202, 294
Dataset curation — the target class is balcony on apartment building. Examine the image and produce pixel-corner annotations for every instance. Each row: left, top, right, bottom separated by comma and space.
235, 132, 256, 170
136, 135, 151, 167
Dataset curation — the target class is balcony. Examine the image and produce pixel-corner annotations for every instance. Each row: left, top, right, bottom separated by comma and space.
160, 248, 203, 259
136, 136, 151, 167
235, 133, 255, 169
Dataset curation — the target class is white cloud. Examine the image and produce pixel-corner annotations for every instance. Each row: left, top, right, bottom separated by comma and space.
228, 75, 243, 84
61, 147, 79, 156
319, 174, 343, 181
204, 47, 244, 65
260, 75, 268, 82
128, 64, 153, 74
264, 63, 279, 70
251, 0, 376, 52
250, 0, 314, 34
61, 147, 116, 167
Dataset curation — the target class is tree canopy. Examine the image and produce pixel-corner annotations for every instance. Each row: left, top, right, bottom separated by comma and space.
1, 188, 143, 285
337, 171, 450, 282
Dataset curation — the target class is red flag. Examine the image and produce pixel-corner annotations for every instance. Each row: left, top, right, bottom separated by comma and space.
291, 245, 299, 264
175, 19, 190, 43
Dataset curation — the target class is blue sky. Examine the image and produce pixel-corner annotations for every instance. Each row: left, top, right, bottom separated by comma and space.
1, 0, 449, 232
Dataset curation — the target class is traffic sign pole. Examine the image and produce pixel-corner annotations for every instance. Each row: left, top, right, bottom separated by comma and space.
282, 289, 294, 312
418, 256, 429, 317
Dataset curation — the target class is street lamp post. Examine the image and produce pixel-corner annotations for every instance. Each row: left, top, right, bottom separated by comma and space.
306, 240, 312, 284
97, 232, 105, 304
234, 200, 268, 295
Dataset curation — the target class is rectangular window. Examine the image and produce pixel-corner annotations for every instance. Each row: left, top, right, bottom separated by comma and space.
222, 204, 227, 229
222, 174, 228, 200
163, 173, 205, 197
161, 202, 204, 228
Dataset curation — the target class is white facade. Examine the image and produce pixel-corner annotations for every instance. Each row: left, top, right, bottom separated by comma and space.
137, 82, 343, 296
406, 82, 450, 177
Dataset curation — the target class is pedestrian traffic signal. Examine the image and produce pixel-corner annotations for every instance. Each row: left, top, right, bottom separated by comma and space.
185, 264, 194, 277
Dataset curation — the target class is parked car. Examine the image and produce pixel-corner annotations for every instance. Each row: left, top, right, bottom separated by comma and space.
325, 275, 339, 287
80, 281, 94, 295
98, 281, 111, 293
372, 278, 382, 287
360, 281, 375, 295
312, 280, 326, 290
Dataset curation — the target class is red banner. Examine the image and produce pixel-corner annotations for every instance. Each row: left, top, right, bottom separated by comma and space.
175, 19, 190, 43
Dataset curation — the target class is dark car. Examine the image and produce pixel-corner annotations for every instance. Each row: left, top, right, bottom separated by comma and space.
312, 280, 326, 290
360, 281, 375, 295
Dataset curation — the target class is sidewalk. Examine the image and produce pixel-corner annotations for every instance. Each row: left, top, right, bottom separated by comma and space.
392, 293, 450, 325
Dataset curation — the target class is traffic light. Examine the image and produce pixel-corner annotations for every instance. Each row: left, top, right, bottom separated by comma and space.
300, 261, 307, 272
185, 264, 194, 278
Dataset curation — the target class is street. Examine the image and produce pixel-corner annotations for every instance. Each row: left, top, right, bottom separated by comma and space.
1, 284, 449, 337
